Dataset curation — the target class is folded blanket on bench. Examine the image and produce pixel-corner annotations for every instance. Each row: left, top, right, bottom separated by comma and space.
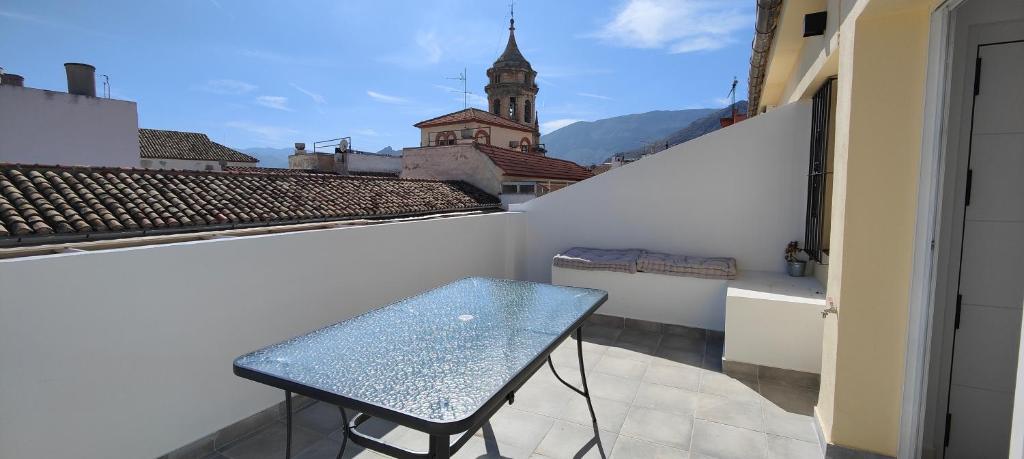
637, 252, 738, 280
552, 247, 644, 273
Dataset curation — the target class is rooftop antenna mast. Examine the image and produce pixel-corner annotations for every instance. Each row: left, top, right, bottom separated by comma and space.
446, 68, 471, 109
727, 76, 738, 121
101, 74, 111, 99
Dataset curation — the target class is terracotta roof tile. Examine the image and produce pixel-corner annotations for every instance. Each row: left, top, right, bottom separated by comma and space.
414, 108, 534, 132
139, 128, 258, 163
0, 164, 499, 243
474, 144, 593, 182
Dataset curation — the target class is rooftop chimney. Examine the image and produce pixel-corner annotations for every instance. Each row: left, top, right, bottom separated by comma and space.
1, 73, 24, 87
64, 63, 96, 96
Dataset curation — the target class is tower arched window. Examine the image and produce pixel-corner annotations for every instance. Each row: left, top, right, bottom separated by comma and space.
524, 99, 532, 124
509, 96, 517, 121
492, 99, 501, 115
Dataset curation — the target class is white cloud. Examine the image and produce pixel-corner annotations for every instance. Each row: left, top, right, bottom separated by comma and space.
290, 83, 326, 104
417, 31, 443, 64
541, 119, 582, 134
367, 90, 409, 104
255, 95, 292, 111
239, 49, 335, 68
593, 0, 751, 53
577, 92, 613, 101
225, 121, 298, 142
201, 79, 257, 95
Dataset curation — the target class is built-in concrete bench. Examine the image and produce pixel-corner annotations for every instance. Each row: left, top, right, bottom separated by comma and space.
552, 247, 825, 376
552, 247, 737, 331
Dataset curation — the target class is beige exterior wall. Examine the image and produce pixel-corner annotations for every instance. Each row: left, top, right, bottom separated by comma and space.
761, 0, 939, 454
400, 145, 505, 196
419, 123, 533, 150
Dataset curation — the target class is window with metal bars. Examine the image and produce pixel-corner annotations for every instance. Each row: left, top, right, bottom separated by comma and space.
805, 78, 836, 263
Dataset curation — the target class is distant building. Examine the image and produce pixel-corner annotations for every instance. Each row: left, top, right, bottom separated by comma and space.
403, 16, 591, 205
403, 143, 591, 206
0, 64, 139, 168
287, 143, 402, 177
139, 128, 258, 171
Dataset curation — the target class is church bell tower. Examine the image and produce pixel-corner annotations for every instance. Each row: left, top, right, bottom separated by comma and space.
485, 16, 541, 151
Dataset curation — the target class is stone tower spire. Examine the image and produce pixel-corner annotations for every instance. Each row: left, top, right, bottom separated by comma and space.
485, 15, 541, 152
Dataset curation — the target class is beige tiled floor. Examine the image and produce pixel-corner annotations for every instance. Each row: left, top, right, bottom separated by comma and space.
212, 325, 823, 459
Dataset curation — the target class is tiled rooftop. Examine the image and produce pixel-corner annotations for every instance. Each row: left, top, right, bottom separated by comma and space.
475, 143, 594, 182
139, 128, 259, 163
196, 318, 823, 459
0, 164, 499, 241
414, 108, 535, 133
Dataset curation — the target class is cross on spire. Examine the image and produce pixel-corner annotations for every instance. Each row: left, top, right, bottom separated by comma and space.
509, 0, 515, 29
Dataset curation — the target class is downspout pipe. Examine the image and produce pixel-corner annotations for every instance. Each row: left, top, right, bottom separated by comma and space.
748, 0, 782, 117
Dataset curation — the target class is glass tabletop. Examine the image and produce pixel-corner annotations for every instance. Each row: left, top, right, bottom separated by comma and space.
234, 277, 607, 429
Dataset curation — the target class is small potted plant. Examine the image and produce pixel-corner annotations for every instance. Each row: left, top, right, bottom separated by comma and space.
785, 240, 806, 277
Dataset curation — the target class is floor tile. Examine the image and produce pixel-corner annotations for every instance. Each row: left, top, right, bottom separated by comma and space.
578, 325, 622, 345
700, 371, 761, 404
762, 404, 818, 443
294, 402, 344, 435
474, 407, 554, 452
633, 382, 700, 416
619, 406, 694, 450
593, 355, 649, 380
695, 394, 764, 431
610, 436, 689, 458
643, 363, 702, 392
653, 347, 705, 368
616, 329, 663, 348
220, 422, 323, 459
560, 395, 631, 433
294, 437, 383, 459
766, 434, 823, 459
605, 341, 658, 363
586, 372, 642, 403
535, 420, 617, 459
689, 419, 767, 459
513, 370, 576, 417
759, 383, 817, 416
659, 334, 706, 352
551, 345, 604, 371
453, 433, 532, 459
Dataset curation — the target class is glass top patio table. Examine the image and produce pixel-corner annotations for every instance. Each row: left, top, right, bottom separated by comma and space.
233, 277, 607, 434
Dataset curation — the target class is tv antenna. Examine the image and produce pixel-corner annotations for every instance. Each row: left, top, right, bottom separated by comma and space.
446, 68, 473, 109
101, 74, 111, 98
727, 76, 738, 120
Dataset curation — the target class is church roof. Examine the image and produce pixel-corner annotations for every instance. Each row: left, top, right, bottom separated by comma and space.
475, 144, 593, 182
414, 108, 534, 132
492, 19, 532, 71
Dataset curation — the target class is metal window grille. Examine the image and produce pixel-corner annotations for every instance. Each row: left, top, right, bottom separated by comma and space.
805, 78, 835, 263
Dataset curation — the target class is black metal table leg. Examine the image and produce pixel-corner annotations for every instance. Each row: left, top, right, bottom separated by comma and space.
429, 434, 450, 459
337, 407, 349, 459
547, 326, 599, 424
285, 391, 293, 459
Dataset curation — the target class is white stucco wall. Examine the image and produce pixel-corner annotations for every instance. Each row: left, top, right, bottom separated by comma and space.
348, 153, 402, 174
0, 212, 524, 459
401, 145, 504, 196
518, 101, 811, 282
0, 85, 139, 167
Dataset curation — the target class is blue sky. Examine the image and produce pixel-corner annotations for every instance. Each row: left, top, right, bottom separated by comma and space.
0, 0, 754, 152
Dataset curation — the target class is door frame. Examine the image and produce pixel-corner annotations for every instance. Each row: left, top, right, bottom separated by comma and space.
901, 1, 1024, 456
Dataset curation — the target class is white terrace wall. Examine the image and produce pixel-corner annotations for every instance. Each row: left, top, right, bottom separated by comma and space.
0, 212, 524, 459
517, 101, 812, 282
